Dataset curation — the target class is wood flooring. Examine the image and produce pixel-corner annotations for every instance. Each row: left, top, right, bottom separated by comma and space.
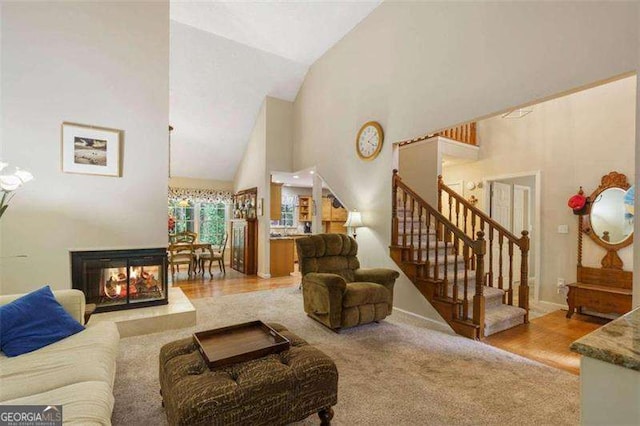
171, 266, 299, 299
173, 266, 608, 375
484, 310, 609, 375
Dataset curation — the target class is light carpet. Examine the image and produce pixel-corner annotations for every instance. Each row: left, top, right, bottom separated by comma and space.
113, 288, 579, 425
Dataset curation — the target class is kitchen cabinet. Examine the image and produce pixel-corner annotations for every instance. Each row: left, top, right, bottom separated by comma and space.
299, 196, 312, 222
331, 204, 348, 222
270, 239, 295, 277
270, 183, 283, 220
322, 197, 332, 221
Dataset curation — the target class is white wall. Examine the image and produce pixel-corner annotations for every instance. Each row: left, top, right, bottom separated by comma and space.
0, 2, 170, 294
398, 139, 440, 206
266, 98, 294, 173
234, 100, 268, 275
234, 96, 294, 276
292, 1, 639, 321
444, 77, 636, 304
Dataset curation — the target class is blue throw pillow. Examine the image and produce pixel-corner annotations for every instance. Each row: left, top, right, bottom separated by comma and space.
0, 286, 85, 357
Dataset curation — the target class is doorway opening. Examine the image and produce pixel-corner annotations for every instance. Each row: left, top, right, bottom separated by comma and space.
483, 172, 541, 303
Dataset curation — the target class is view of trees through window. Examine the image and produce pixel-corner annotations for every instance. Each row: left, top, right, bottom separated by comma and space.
199, 203, 227, 246
168, 201, 227, 246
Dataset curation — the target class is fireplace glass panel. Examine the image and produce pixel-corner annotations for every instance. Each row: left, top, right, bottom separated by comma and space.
128, 257, 165, 304
71, 248, 168, 313
84, 258, 129, 308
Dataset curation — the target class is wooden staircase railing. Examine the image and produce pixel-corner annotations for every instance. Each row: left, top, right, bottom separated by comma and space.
391, 170, 487, 338
438, 176, 530, 321
436, 122, 477, 146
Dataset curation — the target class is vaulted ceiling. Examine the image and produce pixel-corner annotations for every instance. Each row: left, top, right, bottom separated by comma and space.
169, 1, 382, 181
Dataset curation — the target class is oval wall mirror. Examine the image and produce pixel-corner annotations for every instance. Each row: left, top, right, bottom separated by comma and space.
585, 172, 633, 269
589, 187, 633, 245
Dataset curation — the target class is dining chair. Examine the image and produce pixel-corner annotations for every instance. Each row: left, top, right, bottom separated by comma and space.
168, 243, 196, 281
199, 233, 228, 277
169, 231, 197, 244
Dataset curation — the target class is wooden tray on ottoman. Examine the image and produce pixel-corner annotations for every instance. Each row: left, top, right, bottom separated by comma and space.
193, 320, 290, 369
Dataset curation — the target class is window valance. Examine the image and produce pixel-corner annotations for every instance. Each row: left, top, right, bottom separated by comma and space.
168, 187, 233, 204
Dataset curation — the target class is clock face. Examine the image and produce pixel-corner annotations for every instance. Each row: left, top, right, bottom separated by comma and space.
356, 121, 383, 160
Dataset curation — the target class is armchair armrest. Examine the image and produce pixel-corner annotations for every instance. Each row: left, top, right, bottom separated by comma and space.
354, 268, 399, 311
304, 273, 347, 292
302, 273, 347, 329
354, 268, 400, 286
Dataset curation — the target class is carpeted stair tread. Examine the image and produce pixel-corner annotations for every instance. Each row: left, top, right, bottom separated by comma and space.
484, 304, 527, 336
410, 252, 463, 265
445, 284, 504, 309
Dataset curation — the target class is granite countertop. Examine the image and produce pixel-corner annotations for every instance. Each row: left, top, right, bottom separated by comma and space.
570, 306, 640, 371
270, 234, 310, 240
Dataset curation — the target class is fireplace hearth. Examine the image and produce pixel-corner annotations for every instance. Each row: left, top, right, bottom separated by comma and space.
71, 248, 168, 313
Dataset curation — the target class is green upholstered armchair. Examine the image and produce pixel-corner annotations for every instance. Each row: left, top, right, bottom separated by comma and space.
296, 234, 400, 331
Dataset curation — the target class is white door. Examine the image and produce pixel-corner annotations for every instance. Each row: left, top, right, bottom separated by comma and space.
489, 182, 512, 288
512, 185, 531, 285
491, 182, 512, 230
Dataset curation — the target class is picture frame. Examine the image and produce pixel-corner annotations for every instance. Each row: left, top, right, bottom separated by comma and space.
61, 122, 123, 177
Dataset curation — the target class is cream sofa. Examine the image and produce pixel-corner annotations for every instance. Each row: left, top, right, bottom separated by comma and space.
0, 289, 119, 425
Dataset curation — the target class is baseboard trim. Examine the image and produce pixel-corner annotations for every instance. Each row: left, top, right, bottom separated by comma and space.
392, 307, 453, 334
257, 273, 271, 279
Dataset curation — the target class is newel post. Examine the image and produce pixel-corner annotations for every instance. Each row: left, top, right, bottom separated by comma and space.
437, 175, 444, 213
473, 230, 486, 339
519, 230, 530, 323
392, 170, 399, 246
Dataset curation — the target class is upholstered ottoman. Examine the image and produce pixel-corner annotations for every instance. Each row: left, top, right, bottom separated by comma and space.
159, 323, 338, 426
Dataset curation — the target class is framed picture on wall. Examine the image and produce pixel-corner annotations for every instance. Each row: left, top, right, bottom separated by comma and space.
61, 122, 123, 177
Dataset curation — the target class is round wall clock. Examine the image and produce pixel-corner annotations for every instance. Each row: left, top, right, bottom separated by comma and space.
356, 121, 384, 161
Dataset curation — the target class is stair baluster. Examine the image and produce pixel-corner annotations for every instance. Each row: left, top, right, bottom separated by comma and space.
463, 245, 470, 320
498, 233, 504, 293
417, 206, 423, 264
453, 236, 459, 317
486, 226, 493, 287
425, 211, 431, 279
508, 241, 514, 305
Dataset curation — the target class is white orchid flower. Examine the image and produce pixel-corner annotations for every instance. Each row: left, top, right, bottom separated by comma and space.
0, 162, 8, 172
0, 174, 22, 191
14, 168, 34, 183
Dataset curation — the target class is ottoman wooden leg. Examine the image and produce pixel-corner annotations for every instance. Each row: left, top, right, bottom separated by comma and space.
318, 407, 334, 425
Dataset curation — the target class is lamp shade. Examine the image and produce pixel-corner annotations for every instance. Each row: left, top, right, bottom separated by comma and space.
344, 211, 364, 228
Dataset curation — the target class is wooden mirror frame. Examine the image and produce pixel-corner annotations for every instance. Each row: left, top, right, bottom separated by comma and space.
582, 171, 632, 269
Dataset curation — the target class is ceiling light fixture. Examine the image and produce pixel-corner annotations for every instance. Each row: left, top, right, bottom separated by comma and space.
293, 175, 299, 179
501, 108, 533, 119
309, 171, 315, 174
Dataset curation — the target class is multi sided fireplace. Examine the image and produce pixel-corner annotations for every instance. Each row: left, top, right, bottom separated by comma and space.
71, 248, 168, 313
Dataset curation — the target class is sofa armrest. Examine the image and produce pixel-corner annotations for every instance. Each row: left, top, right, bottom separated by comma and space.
354, 268, 400, 287
0, 289, 87, 325
52, 290, 87, 325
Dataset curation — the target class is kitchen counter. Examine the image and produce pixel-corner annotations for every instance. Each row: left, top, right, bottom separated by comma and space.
570, 306, 640, 371
270, 234, 310, 240
570, 306, 640, 425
